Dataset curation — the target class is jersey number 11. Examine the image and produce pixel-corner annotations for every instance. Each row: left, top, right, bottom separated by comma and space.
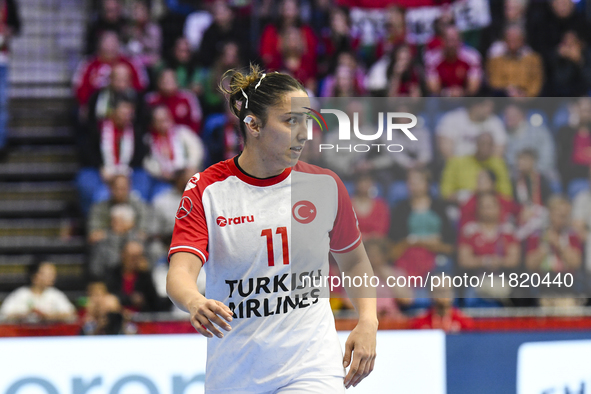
261, 227, 289, 266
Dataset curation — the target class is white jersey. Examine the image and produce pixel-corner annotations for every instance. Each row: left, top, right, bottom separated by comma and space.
169, 157, 361, 393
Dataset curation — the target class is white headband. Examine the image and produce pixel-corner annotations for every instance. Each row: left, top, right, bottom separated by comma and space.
240, 74, 267, 110
240, 88, 249, 109
254, 73, 266, 90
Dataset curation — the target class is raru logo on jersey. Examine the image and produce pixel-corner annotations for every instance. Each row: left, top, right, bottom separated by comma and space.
217, 215, 255, 227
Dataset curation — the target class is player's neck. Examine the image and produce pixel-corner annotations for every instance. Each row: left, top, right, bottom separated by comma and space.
237, 149, 286, 179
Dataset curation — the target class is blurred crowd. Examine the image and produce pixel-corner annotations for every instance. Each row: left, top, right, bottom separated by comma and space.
3, 0, 591, 333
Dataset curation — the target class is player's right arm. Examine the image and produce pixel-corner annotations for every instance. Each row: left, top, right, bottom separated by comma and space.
167, 252, 233, 338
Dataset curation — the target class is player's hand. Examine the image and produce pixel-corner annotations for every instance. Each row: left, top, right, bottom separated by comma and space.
188, 295, 233, 338
343, 318, 378, 388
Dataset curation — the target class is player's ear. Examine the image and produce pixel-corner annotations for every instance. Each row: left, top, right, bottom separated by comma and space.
243, 115, 261, 136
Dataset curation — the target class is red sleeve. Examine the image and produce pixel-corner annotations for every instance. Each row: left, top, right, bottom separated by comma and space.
329, 174, 362, 253
168, 175, 209, 264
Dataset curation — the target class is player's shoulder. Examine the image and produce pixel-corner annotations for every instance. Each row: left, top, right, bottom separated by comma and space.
293, 160, 340, 180
293, 161, 350, 196
184, 159, 234, 194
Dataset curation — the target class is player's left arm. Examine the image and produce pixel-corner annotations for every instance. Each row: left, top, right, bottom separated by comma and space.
332, 243, 378, 389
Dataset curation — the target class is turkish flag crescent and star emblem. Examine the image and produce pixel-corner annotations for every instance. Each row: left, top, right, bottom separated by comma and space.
292, 200, 317, 224
176, 196, 193, 219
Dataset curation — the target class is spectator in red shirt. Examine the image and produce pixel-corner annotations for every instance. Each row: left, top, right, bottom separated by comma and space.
260, 0, 318, 80
525, 196, 582, 273
352, 174, 390, 239
145, 69, 203, 134
73, 31, 148, 106
411, 283, 474, 333
458, 192, 521, 273
459, 169, 520, 229
425, 26, 482, 97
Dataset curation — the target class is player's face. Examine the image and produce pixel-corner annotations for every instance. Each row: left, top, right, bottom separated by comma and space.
257, 90, 310, 169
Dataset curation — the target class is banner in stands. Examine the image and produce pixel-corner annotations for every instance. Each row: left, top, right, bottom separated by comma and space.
0, 331, 446, 394
349, 0, 491, 46
517, 339, 591, 394
406, 0, 492, 44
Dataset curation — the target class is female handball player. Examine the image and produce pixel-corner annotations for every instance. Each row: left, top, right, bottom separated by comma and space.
166, 65, 378, 393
